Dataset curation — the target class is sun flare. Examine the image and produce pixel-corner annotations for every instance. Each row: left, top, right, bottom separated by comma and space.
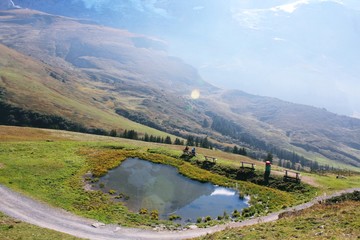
191, 89, 200, 99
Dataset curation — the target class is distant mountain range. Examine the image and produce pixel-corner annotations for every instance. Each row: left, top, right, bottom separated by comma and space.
0, 8, 360, 170
9, 0, 360, 117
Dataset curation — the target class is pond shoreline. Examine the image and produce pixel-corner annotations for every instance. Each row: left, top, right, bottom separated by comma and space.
86, 157, 249, 224
1, 184, 359, 240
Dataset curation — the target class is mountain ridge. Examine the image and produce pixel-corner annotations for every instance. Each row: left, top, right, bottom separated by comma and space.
0, 9, 359, 170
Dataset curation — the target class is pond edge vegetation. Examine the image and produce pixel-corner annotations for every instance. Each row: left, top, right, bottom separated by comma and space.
81, 144, 317, 228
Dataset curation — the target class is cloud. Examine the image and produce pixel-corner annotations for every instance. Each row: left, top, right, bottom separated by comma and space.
193, 6, 205, 11
352, 112, 360, 119
232, 8, 267, 29
74, 0, 169, 17
73, 0, 110, 9
210, 188, 235, 196
270, 0, 310, 13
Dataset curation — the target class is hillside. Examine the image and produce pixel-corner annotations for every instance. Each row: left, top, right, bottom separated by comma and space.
0, 9, 360, 170
0, 36, 175, 138
195, 197, 360, 240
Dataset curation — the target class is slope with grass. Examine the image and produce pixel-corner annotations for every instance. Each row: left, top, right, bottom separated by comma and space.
1, 126, 360, 239
1, 9, 360, 170
195, 197, 360, 240
0, 126, 314, 227
0, 42, 177, 139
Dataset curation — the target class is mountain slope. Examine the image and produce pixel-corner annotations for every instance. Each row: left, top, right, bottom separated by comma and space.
0, 9, 359, 170
0, 36, 176, 138
11, 0, 360, 117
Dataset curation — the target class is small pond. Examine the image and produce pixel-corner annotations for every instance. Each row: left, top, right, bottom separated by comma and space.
96, 158, 249, 222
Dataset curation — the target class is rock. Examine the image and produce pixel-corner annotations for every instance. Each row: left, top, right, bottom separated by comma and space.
188, 225, 198, 230
91, 222, 105, 228
114, 227, 121, 232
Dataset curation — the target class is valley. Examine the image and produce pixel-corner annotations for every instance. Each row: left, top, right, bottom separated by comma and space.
0, 3, 360, 239
0, 9, 359, 171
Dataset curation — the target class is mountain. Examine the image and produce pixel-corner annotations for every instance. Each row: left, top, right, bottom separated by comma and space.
11, 0, 360, 117
0, 9, 360, 170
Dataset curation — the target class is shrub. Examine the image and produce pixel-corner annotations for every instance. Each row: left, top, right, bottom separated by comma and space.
232, 209, 240, 218
150, 210, 159, 220
139, 208, 148, 215
168, 214, 181, 221
108, 189, 116, 195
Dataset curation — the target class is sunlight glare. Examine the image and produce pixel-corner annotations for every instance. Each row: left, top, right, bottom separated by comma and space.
191, 89, 200, 99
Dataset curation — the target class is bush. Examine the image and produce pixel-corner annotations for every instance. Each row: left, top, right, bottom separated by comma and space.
150, 210, 159, 220
108, 189, 116, 195
232, 209, 240, 218
168, 214, 181, 221
139, 208, 148, 215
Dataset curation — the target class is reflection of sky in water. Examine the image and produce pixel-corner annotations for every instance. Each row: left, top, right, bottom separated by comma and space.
98, 158, 248, 222
175, 187, 248, 222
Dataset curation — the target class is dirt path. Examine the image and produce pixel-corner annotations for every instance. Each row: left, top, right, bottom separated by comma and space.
0, 185, 359, 240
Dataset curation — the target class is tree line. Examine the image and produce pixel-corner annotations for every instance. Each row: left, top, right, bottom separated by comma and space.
0, 101, 107, 135
207, 111, 337, 172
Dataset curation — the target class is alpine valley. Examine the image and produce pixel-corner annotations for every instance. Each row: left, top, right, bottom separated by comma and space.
0, 4, 360, 171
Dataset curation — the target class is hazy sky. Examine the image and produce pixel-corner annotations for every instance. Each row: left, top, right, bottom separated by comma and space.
71, 0, 360, 117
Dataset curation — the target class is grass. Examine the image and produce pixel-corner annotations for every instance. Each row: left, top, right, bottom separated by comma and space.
0, 44, 179, 138
0, 127, 316, 226
0, 212, 81, 240
306, 172, 360, 193
194, 200, 360, 240
0, 126, 359, 235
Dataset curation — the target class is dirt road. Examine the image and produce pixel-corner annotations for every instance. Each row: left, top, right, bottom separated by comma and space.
0, 185, 359, 240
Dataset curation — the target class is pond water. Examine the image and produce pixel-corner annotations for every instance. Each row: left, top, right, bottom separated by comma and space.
97, 158, 249, 222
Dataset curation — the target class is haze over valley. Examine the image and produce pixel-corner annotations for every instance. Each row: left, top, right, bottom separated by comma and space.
0, 1, 360, 239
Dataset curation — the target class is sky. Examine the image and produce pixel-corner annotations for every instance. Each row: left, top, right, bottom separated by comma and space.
68, 0, 360, 117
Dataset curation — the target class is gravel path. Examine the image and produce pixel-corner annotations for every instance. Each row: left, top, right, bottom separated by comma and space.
0, 185, 359, 240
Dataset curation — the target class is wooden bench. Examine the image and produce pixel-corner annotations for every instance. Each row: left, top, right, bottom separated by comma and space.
240, 161, 255, 170
283, 170, 301, 183
204, 155, 217, 163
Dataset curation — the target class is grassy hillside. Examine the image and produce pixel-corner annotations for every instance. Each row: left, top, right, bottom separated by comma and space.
0, 126, 359, 239
0, 9, 360, 171
0, 126, 320, 226
0, 212, 80, 240
195, 199, 360, 240
0, 43, 177, 139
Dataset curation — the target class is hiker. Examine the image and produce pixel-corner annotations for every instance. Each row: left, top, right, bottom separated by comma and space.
183, 145, 189, 153
191, 147, 196, 156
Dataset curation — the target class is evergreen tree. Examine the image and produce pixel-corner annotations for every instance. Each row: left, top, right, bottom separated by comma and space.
224, 146, 231, 152
232, 145, 239, 154
144, 133, 150, 142
123, 130, 128, 138
186, 135, 194, 146
174, 138, 182, 145
201, 137, 210, 149
202, 118, 210, 128
110, 129, 117, 137
165, 136, 172, 144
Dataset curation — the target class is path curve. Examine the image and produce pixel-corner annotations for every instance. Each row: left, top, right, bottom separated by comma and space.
0, 185, 359, 240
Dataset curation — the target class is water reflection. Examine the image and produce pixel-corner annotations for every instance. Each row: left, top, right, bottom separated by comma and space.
97, 158, 248, 222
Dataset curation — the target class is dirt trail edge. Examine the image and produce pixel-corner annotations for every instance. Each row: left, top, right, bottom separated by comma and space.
0, 185, 359, 240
